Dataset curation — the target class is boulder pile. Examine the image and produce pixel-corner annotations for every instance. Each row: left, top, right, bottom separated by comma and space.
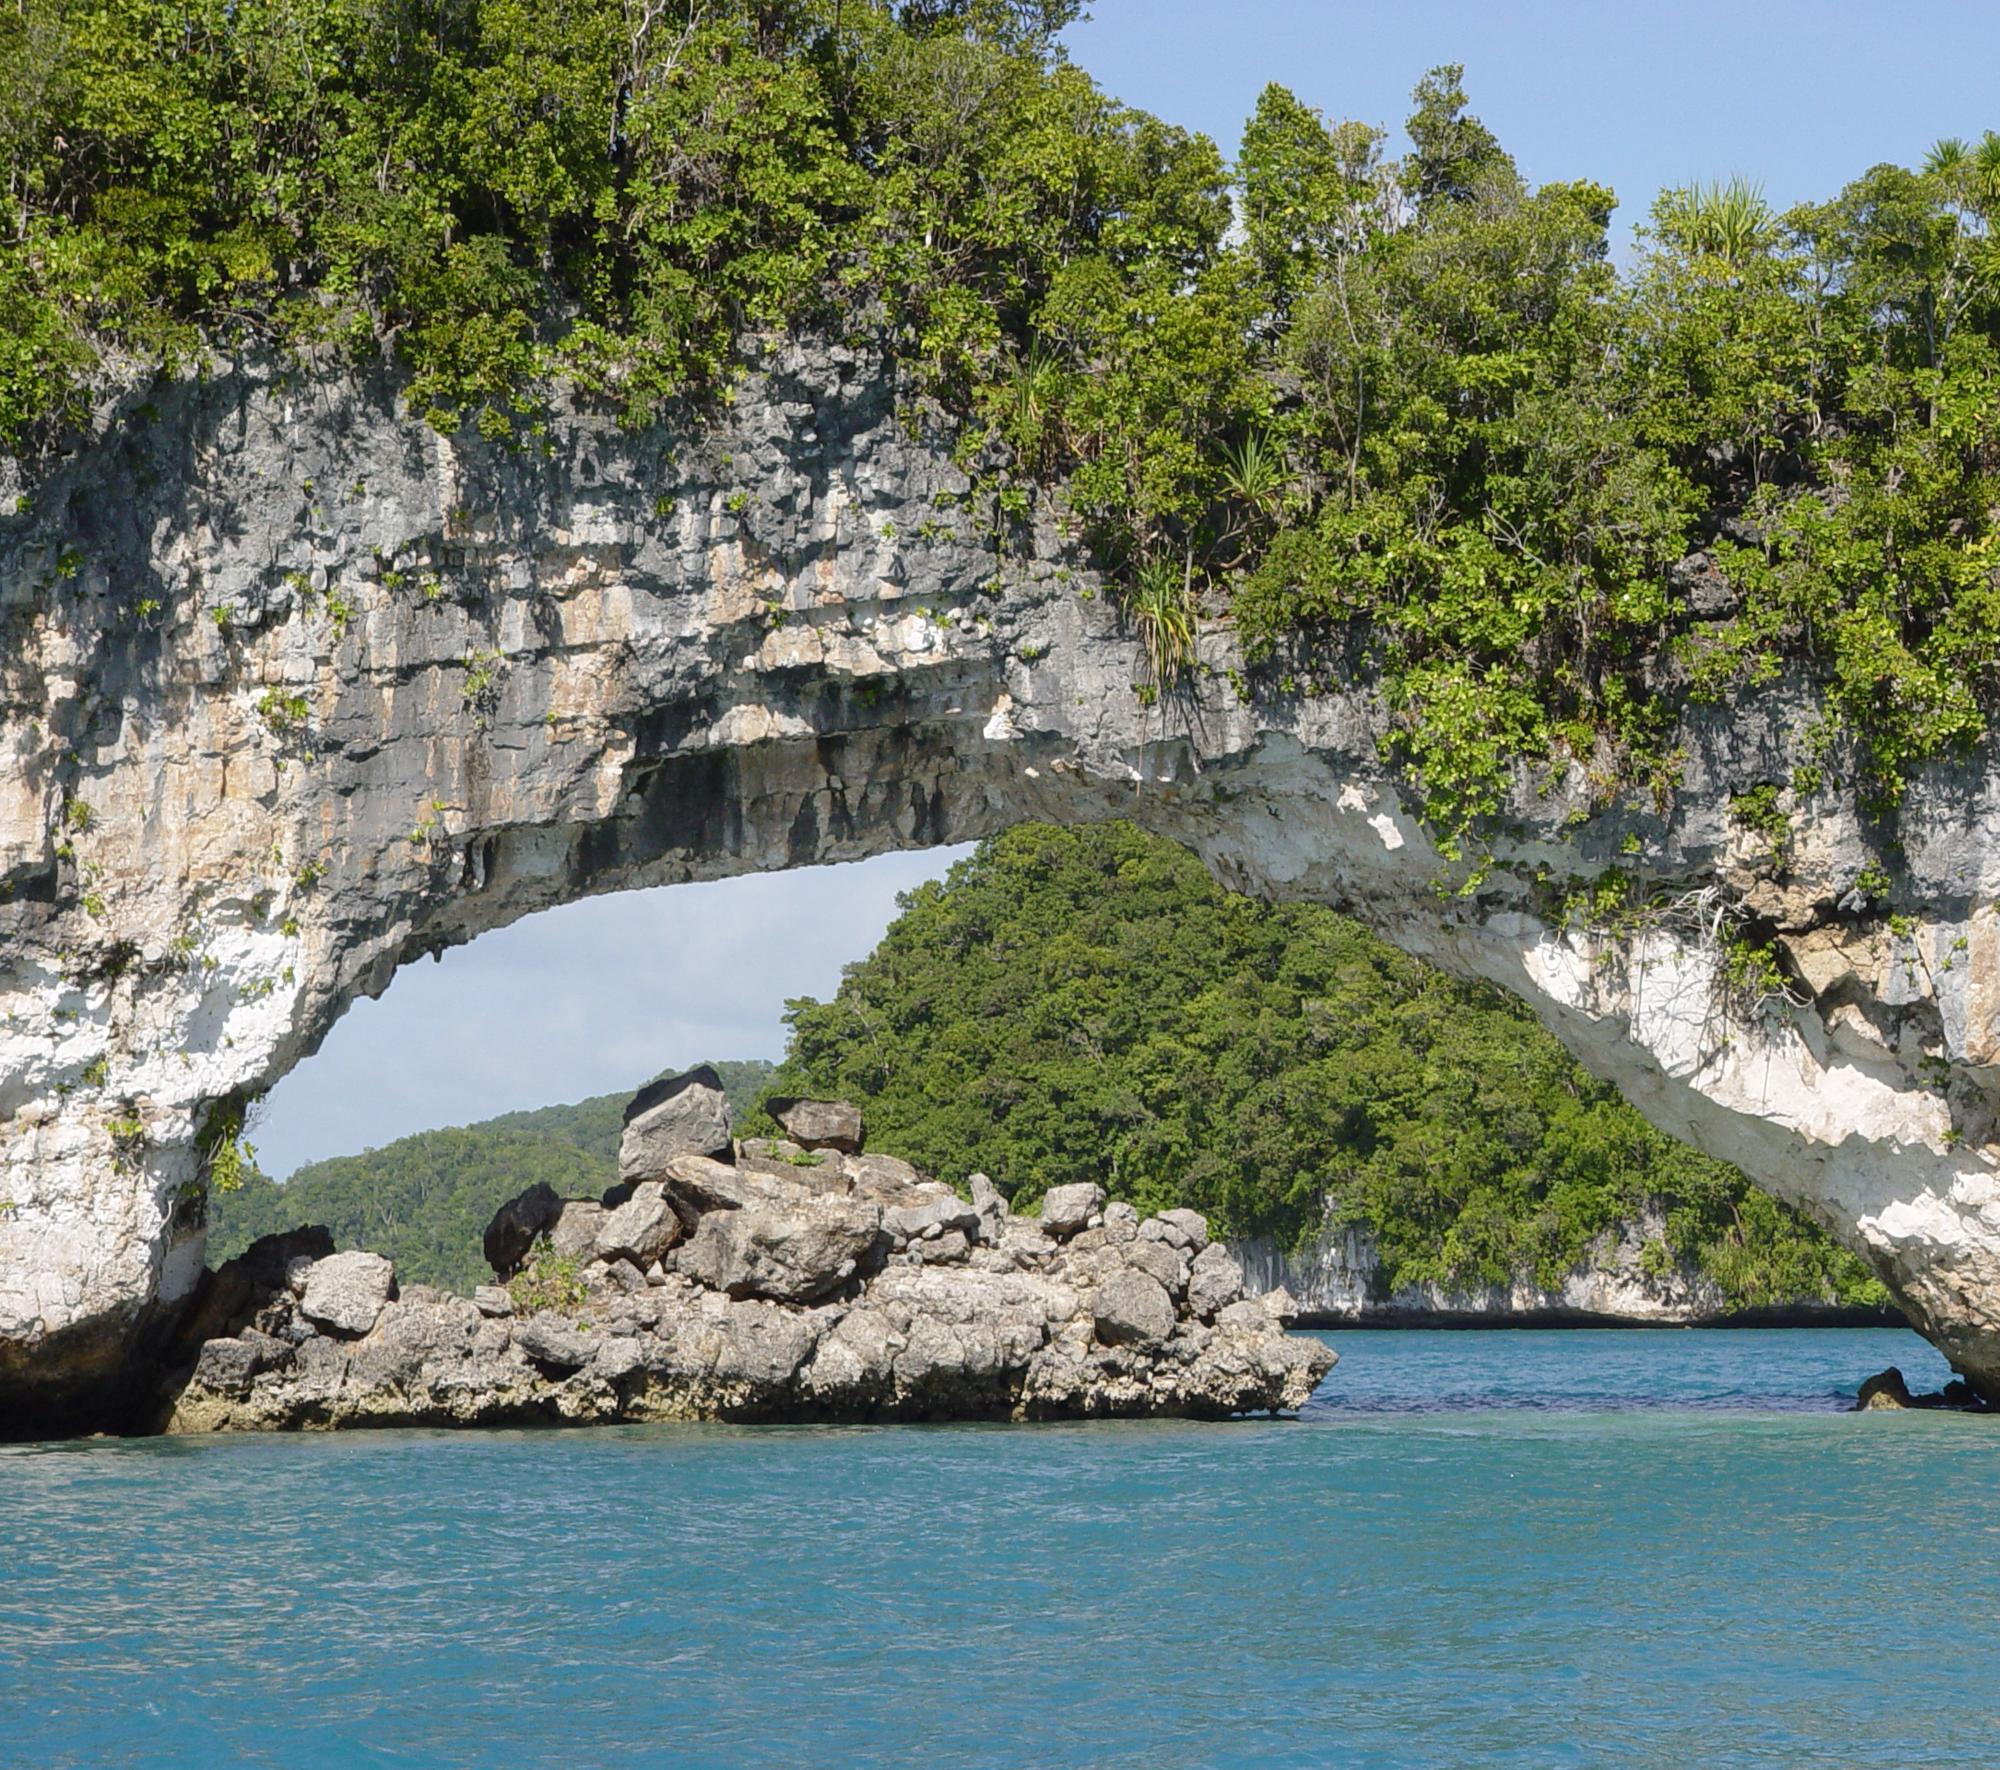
160, 1072, 1334, 1430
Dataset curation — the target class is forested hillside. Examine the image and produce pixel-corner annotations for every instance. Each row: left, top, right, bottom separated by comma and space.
9, 0, 2000, 868
758, 824, 1887, 1310
210, 1061, 772, 1290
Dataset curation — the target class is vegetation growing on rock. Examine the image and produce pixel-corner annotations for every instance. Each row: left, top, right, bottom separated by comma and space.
8, 2, 2000, 842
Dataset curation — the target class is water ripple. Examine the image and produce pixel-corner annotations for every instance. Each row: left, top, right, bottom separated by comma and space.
0, 1328, 1991, 1768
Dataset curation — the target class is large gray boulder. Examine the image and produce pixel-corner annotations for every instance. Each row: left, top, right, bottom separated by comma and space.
594, 1181, 682, 1267
1125, 1237, 1189, 1297
512, 1313, 597, 1371
881, 1189, 981, 1247
675, 1198, 885, 1303
736, 1138, 851, 1193
618, 1066, 734, 1180
547, 1200, 607, 1261
1038, 1182, 1106, 1240
483, 1182, 562, 1279
1186, 1243, 1247, 1319
299, 1251, 395, 1337
765, 1097, 866, 1154
1158, 1208, 1211, 1252
1093, 1269, 1176, 1347
969, 1172, 1007, 1240
662, 1151, 779, 1215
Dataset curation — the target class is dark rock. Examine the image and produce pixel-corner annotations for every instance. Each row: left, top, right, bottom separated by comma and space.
1855, 1366, 1914, 1410
173, 1225, 336, 1353
765, 1097, 866, 1154
483, 1183, 561, 1280
1670, 549, 1741, 620
191, 1337, 259, 1399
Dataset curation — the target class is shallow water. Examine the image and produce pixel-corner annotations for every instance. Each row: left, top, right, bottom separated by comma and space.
2, 1328, 1992, 1768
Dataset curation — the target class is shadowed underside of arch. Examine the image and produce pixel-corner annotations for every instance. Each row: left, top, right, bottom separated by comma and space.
5, 340, 2000, 1433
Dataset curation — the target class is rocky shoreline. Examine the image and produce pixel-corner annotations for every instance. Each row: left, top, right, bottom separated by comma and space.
156, 1073, 1333, 1432
1233, 1216, 1900, 1330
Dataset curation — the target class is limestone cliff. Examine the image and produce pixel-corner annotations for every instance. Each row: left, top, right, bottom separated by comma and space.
1229, 1211, 1896, 1328
4, 337, 2000, 1431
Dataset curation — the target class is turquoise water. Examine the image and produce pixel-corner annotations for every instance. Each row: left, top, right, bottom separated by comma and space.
3, 1328, 1994, 1769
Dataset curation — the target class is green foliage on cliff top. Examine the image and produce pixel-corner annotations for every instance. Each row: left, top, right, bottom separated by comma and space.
10, 4, 2000, 840
758, 822, 1887, 1310
209, 1059, 771, 1290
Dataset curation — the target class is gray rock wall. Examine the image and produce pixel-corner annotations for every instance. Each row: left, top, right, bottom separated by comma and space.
5, 336, 2000, 1429
1229, 1210, 1893, 1327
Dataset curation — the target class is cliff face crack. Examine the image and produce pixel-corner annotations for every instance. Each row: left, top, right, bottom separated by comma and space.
6, 338, 2000, 1430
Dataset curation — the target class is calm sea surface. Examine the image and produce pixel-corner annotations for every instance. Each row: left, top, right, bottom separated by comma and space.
3, 1328, 1995, 1769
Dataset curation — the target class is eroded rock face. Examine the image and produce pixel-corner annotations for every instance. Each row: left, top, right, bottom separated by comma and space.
766, 1098, 865, 1154
9, 335, 2000, 1426
157, 1118, 1333, 1430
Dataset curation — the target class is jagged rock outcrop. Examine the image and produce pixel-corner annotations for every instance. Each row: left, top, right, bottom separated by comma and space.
8, 335, 2000, 1430
1231, 1205, 1900, 1328
158, 1093, 1330, 1429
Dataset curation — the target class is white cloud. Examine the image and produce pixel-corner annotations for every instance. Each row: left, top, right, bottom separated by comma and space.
254, 847, 967, 1175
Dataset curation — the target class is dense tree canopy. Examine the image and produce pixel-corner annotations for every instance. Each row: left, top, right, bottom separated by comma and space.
757, 823, 1886, 1309
8, 6, 2000, 845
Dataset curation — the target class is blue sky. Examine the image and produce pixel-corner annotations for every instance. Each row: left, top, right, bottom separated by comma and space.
1067, 1, 1995, 250
254, 1, 1999, 1175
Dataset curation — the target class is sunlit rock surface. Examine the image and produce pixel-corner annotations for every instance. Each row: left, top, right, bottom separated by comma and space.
7, 337, 2000, 1429
159, 1105, 1327, 1429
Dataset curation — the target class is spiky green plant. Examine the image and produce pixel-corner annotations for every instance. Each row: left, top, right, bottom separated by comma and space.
1659, 177, 1774, 269
1124, 556, 1198, 688
1004, 340, 1064, 470
1220, 428, 1286, 516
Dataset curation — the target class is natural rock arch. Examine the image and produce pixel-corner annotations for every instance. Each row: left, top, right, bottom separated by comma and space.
5, 338, 2000, 1430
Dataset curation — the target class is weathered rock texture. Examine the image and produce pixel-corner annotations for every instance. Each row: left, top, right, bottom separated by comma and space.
7, 335, 2000, 1429
159, 1107, 1328, 1429
1231, 1207, 1897, 1328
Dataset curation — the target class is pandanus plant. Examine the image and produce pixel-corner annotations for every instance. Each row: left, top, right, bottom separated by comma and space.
1925, 132, 2000, 217
1124, 553, 1199, 689
1659, 177, 1775, 271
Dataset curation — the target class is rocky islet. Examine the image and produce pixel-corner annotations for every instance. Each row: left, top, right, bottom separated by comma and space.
159, 1074, 1332, 1430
